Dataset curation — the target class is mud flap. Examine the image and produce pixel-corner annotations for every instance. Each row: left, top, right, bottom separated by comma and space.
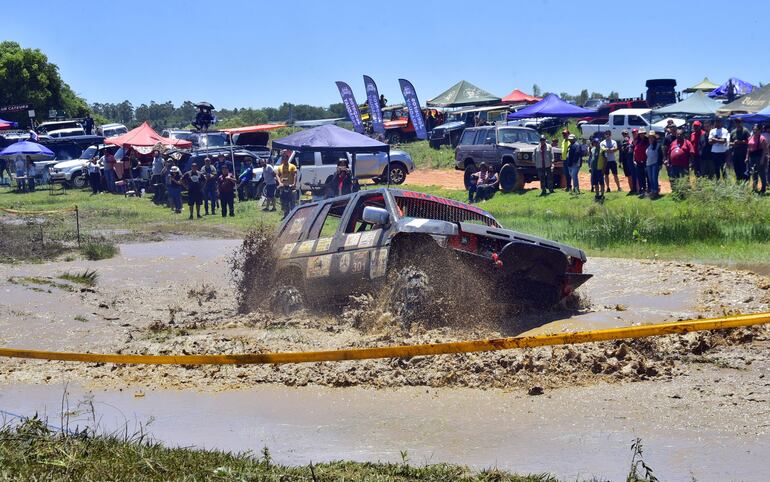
498, 241, 568, 302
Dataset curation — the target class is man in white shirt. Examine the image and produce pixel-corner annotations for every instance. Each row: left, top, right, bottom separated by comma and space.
708, 118, 730, 180
600, 130, 622, 192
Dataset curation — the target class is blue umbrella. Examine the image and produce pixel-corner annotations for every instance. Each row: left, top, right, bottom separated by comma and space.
0, 140, 55, 160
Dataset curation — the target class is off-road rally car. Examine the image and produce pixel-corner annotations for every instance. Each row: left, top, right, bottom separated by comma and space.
270, 188, 591, 322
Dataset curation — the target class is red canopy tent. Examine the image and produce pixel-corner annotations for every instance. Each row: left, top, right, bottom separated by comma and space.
105, 121, 193, 149
502, 89, 541, 104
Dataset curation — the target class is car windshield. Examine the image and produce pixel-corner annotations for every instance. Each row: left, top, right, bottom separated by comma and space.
445, 113, 465, 123
169, 131, 193, 141
80, 146, 98, 159
498, 128, 539, 144
395, 194, 500, 228
197, 133, 228, 147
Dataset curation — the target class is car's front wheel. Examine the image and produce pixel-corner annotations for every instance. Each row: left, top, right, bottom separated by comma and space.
383, 162, 407, 185
71, 173, 87, 189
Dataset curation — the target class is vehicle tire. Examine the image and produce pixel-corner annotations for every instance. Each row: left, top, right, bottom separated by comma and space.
386, 266, 436, 329
383, 162, 407, 185
268, 285, 305, 315
429, 140, 440, 149
499, 163, 517, 193
512, 171, 526, 191
72, 173, 87, 189
463, 163, 478, 189
387, 132, 402, 144
449, 131, 461, 148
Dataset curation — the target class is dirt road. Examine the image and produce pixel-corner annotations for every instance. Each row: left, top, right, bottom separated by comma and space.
407, 168, 672, 194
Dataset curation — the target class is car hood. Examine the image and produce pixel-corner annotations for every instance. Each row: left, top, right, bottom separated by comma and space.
52, 159, 87, 169
459, 222, 587, 261
432, 121, 465, 131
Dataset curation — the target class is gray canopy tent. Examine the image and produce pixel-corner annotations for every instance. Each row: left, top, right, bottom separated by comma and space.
651, 91, 723, 117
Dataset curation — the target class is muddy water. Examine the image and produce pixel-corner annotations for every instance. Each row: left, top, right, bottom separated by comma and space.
3, 367, 768, 482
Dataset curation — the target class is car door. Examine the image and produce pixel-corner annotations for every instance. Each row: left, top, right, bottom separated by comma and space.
352, 152, 381, 178
476, 128, 495, 165
334, 192, 392, 286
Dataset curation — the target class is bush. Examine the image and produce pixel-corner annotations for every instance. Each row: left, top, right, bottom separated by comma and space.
80, 238, 119, 260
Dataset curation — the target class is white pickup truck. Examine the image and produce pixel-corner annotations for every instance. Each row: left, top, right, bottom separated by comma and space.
580, 108, 685, 141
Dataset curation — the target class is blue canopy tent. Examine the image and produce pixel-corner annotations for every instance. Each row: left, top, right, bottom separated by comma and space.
730, 105, 770, 123
0, 140, 54, 161
708, 78, 756, 99
272, 124, 392, 186
507, 93, 597, 119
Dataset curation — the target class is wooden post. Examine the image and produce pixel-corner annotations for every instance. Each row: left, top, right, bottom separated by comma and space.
75, 206, 81, 248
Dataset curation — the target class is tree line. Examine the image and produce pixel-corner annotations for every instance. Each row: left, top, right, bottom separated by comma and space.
532, 84, 621, 105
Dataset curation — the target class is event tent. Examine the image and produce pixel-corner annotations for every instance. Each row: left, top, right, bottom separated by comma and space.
0, 140, 54, 160
272, 124, 388, 153
507, 94, 597, 119
683, 77, 719, 93
104, 121, 193, 149
708, 78, 756, 99
730, 105, 770, 123
501, 89, 541, 104
427, 80, 501, 107
716, 84, 770, 116
651, 91, 723, 116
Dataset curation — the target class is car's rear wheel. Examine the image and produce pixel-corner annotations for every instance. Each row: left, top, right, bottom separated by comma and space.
383, 162, 407, 185
428, 140, 440, 149
72, 173, 87, 189
387, 131, 402, 144
463, 163, 478, 189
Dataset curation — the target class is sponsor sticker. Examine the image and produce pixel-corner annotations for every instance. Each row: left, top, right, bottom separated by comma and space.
279, 243, 296, 259
338, 252, 351, 273
369, 248, 388, 279
344, 233, 362, 248
358, 230, 379, 248
307, 254, 333, 278
352, 251, 368, 273
288, 218, 304, 235
296, 240, 315, 255
315, 237, 332, 252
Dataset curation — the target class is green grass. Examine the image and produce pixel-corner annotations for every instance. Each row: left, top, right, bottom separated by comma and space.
0, 417, 556, 482
80, 238, 119, 260
400, 140, 456, 169
58, 269, 99, 287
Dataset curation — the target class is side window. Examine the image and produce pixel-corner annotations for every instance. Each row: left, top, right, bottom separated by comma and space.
486, 129, 497, 144
612, 115, 625, 126
321, 151, 346, 165
345, 193, 387, 233
459, 130, 477, 145
474, 130, 489, 145
298, 151, 315, 167
307, 199, 350, 239
277, 206, 316, 245
628, 116, 645, 126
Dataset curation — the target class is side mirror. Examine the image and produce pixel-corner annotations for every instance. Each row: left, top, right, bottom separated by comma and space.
362, 206, 389, 226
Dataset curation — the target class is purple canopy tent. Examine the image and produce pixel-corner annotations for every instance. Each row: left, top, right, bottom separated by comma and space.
507, 94, 597, 119
708, 78, 756, 99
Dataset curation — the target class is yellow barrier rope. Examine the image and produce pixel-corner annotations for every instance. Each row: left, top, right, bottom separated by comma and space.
0, 312, 768, 366
0, 206, 77, 215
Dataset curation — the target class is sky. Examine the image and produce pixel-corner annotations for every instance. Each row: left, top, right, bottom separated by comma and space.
4, 0, 769, 111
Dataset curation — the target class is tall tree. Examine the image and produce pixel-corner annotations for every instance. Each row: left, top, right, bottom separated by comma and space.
532, 84, 542, 97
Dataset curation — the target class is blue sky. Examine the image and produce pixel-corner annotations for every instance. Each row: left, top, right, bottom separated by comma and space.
4, 0, 768, 110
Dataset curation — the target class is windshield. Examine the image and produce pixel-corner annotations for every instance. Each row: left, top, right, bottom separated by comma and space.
169, 131, 193, 141
498, 128, 539, 144
445, 113, 466, 123
104, 128, 127, 137
80, 146, 98, 159
196, 133, 228, 147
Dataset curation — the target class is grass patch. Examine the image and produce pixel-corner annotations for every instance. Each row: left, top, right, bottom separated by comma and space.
73, 315, 88, 323
58, 269, 99, 287
80, 238, 119, 261
0, 417, 555, 481
400, 140, 456, 169
8, 276, 76, 292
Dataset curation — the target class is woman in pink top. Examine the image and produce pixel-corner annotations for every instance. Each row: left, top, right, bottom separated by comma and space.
747, 124, 767, 194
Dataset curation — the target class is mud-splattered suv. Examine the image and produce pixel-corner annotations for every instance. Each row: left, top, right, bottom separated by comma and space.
272, 188, 591, 317
455, 126, 563, 190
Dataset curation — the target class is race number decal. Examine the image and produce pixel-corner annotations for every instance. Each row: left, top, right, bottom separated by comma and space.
307, 254, 333, 278
369, 248, 388, 279
315, 237, 332, 252
352, 252, 368, 273
296, 240, 316, 255
279, 243, 296, 259
358, 230, 380, 248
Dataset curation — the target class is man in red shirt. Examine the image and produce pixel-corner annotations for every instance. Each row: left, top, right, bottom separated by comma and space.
689, 121, 706, 176
667, 128, 693, 191
632, 128, 649, 195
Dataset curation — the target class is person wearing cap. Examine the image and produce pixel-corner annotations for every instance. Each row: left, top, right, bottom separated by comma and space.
565, 134, 582, 194
619, 130, 636, 193
183, 162, 204, 219
588, 138, 605, 200
560, 129, 573, 191
600, 130, 622, 192
708, 118, 730, 180
730, 117, 750, 182
690, 121, 707, 176
325, 159, 353, 198
201, 157, 218, 215
167, 165, 183, 214
632, 128, 650, 196
533, 135, 554, 196
644, 131, 664, 198
217, 165, 237, 217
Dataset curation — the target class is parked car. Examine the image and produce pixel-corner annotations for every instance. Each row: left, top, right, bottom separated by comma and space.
36, 120, 83, 135
45, 127, 87, 138
579, 108, 685, 141
161, 129, 194, 143
428, 105, 509, 149
272, 188, 591, 314
583, 99, 606, 109
454, 126, 563, 190
577, 99, 648, 125
96, 123, 128, 138
49, 144, 117, 188
39, 135, 105, 161
275, 148, 415, 192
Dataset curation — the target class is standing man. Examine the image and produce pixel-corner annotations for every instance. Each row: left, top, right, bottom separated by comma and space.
201, 157, 218, 215
667, 128, 694, 191
619, 130, 636, 194
183, 162, 204, 219
82, 114, 94, 136
533, 135, 553, 196
217, 165, 237, 217
689, 121, 706, 177
730, 118, 750, 182
261, 157, 277, 212
151, 149, 165, 203
589, 138, 605, 201
600, 130, 621, 192
708, 118, 730, 180
565, 134, 582, 194
87, 156, 101, 195
277, 150, 297, 216
632, 128, 649, 197
560, 129, 572, 191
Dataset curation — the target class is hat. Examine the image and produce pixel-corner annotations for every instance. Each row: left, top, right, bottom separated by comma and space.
647, 131, 657, 138
693, 120, 702, 127
562, 129, 570, 135
621, 130, 629, 136
170, 166, 180, 173
540, 135, 547, 141
637, 128, 647, 135
631, 128, 639, 133
568, 134, 576, 140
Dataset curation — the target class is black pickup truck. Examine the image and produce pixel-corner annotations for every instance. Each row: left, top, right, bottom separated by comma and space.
271, 188, 591, 315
